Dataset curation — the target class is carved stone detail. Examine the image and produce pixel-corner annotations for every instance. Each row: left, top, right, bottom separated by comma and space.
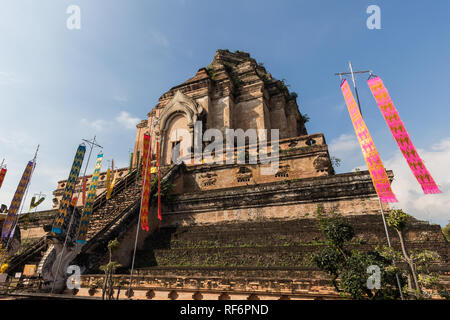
275, 164, 290, 177
236, 166, 252, 182
40, 207, 83, 293
313, 155, 332, 173
158, 90, 204, 132
199, 172, 218, 187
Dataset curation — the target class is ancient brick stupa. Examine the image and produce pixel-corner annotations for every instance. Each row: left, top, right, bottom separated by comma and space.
10, 50, 449, 299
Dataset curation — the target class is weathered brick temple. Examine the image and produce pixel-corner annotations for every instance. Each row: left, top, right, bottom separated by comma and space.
5, 50, 449, 299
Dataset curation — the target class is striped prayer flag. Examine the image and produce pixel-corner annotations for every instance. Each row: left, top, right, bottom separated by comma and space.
76, 152, 103, 244
1, 160, 35, 238
340, 79, 398, 203
367, 76, 441, 194
52, 145, 86, 234
0, 168, 6, 190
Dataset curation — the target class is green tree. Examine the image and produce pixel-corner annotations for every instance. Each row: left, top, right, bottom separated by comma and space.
442, 222, 450, 241
330, 156, 341, 168
151, 177, 175, 204
311, 206, 403, 299
386, 209, 420, 293
300, 113, 310, 124
385, 209, 441, 299
100, 238, 121, 300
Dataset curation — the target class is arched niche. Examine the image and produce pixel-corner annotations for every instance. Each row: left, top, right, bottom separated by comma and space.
158, 90, 203, 164
162, 112, 189, 165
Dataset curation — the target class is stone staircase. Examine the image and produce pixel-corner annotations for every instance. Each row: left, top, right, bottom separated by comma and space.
127, 214, 449, 298
73, 164, 183, 272
84, 170, 142, 241
36, 244, 54, 275
7, 165, 180, 276
7, 238, 47, 274
133, 215, 449, 269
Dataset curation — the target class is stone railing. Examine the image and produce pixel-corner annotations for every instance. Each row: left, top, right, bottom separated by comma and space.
76, 269, 339, 300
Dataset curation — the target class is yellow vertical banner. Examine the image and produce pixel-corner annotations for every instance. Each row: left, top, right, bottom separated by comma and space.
76, 152, 103, 244
106, 170, 119, 200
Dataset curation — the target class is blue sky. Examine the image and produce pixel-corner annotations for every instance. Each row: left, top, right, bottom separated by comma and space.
0, 0, 449, 225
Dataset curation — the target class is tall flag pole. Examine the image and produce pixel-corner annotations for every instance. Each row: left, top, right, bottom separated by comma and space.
51, 145, 86, 234
336, 63, 404, 299
51, 136, 102, 293
76, 152, 103, 244
367, 76, 441, 194
128, 120, 159, 296
128, 134, 150, 297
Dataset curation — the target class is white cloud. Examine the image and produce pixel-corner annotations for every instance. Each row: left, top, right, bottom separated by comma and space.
81, 118, 111, 131
431, 138, 450, 151
115, 111, 140, 130
331, 134, 449, 226
385, 138, 450, 226
329, 133, 359, 154
329, 133, 365, 172
0, 131, 38, 153
0, 71, 19, 85
80, 111, 140, 132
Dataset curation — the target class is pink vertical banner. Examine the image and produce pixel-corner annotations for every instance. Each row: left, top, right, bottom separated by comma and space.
367, 77, 441, 194
340, 79, 398, 203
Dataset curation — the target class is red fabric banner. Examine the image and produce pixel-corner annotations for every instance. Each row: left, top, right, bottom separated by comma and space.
0, 168, 6, 190
340, 79, 398, 203
140, 134, 151, 231
157, 140, 162, 221
367, 76, 441, 194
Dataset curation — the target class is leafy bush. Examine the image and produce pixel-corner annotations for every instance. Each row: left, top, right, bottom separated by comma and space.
311, 206, 404, 299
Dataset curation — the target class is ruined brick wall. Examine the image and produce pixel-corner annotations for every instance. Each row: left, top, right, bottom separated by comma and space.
132, 49, 308, 166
